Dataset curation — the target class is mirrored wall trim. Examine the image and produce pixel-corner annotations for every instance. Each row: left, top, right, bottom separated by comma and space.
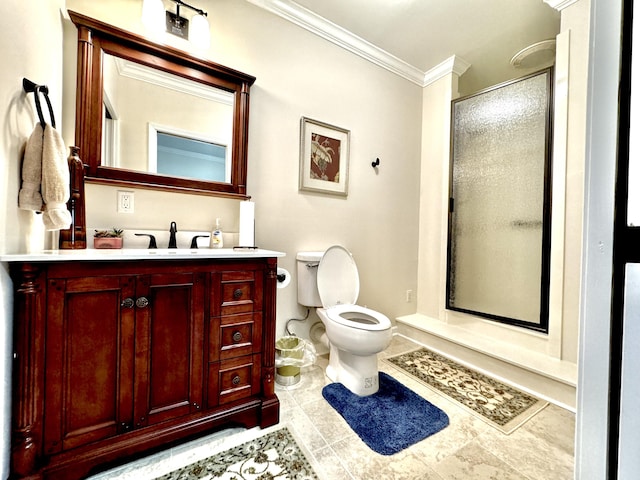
68, 10, 255, 199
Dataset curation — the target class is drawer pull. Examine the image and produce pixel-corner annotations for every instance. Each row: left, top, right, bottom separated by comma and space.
233, 288, 243, 299
136, 297, 149, 308
121, 297, 134, 309
232, 375, 241, 386
232, 331, 243, 343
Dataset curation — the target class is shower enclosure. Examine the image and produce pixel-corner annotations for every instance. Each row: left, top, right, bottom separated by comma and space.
446, 69, 553, 332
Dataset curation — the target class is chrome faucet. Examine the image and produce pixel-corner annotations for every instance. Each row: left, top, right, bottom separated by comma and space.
168, 221, 177, 248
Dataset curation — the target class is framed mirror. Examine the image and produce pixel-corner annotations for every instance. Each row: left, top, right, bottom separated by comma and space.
69, 11, 255, 198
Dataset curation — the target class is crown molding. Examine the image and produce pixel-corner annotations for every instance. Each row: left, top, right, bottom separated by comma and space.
246, 0, 428, 86
423, 55, 471, 87
543, 0, 580, 11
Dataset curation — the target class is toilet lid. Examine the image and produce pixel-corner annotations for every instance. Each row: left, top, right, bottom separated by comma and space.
317, 245, 359, 307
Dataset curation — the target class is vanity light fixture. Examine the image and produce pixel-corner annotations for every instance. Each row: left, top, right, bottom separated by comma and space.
142, 0, 210, 49
166, 0, 210, 48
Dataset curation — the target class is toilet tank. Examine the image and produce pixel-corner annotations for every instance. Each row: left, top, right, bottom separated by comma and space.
296, 251, 323, 307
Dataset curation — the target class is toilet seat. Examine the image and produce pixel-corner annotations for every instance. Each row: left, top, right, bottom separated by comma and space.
317, 245, 391, 332
323, 304, 391, 331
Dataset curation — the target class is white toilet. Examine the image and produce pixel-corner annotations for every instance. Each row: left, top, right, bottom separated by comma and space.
296, 246, 392, 396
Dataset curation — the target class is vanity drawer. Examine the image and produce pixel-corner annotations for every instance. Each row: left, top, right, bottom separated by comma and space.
208, 313, 262, 361
207, 354, 261, 407
212, 270, 263, 316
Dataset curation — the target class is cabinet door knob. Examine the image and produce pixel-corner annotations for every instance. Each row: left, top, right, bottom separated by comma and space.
136, 297, 149, 308
232, 375, 241, 386
232, 331, 242, 343
121, 297, 134, 308
233, 288, 243, 299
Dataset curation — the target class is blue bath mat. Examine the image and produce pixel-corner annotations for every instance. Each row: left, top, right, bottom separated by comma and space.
322, 372, 449, 455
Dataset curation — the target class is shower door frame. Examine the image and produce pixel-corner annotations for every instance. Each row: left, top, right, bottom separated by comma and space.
445, 68, 554, 333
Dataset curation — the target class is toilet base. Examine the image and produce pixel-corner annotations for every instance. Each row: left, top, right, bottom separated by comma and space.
326, 344, 380, 396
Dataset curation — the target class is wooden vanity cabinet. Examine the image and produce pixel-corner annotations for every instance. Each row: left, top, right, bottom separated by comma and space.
9, 257, 280, 480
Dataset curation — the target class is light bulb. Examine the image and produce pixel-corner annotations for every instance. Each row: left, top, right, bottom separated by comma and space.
190, 13, 210, 50
142, 0, 166, 35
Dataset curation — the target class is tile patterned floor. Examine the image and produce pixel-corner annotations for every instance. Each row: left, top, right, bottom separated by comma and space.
89, 335, 575, 480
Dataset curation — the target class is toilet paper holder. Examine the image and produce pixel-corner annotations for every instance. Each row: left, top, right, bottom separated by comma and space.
276, 267, 291, 289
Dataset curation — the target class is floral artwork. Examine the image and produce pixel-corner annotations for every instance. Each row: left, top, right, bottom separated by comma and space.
300, 117, 350, 196
310, 133, 341, 183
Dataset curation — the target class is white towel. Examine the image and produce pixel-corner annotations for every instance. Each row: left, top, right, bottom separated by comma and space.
18, 123, 44, 212
41, 124, 71, 230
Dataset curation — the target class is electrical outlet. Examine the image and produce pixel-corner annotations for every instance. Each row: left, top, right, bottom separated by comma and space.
117, 190, 134, 213
405, 289, 413, 303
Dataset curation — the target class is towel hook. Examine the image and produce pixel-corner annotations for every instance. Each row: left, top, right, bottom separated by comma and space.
22, 77, 56, 128
371, 158, 380, 168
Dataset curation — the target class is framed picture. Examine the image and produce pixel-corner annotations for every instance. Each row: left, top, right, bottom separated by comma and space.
299, 117, 350, 196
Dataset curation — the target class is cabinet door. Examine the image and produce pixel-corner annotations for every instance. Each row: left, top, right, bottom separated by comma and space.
133, 272, 205, 427
44, 275, 136, 454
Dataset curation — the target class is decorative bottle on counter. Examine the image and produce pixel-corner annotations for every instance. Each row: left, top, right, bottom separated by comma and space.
59, 146, 87, 249
212, 218, 224, 248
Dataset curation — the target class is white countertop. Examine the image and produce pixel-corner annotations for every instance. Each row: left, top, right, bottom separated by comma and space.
0, 248, 286, 262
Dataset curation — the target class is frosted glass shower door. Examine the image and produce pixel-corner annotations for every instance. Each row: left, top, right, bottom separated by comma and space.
447, 69, 552, 331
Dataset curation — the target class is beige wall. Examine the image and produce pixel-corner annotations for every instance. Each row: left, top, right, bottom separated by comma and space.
559, 0, 590, 365
0, 0, 66, 475
417, 74, 455, 317
62, 0, 423, 337
0, 0, 65, 476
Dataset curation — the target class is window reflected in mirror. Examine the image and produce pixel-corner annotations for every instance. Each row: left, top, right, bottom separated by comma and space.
151, 130, 229, 182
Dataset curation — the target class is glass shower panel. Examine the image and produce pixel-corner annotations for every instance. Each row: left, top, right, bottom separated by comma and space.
447, 70, 552, 329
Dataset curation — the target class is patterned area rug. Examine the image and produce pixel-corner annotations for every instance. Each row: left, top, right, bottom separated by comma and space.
154, 427, 318, 479
385, 348, 548, 434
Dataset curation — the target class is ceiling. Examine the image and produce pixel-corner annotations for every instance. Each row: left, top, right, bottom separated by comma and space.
249, 0, 561, 93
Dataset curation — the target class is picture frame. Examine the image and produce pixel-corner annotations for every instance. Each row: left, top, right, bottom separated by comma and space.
299, 117, 350, 196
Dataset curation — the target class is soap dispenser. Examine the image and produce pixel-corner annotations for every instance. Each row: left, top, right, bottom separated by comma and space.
211, 218, 224, 248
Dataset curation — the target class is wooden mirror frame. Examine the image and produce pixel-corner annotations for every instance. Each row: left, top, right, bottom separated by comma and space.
69, 11, 256, 198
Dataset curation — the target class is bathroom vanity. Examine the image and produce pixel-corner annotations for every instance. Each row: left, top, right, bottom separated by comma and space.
2, 249, 284, 480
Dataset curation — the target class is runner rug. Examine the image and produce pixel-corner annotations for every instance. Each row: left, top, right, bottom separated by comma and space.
154, 427, 318, 480
385, 347, 548, 434
322, 372, 449, 455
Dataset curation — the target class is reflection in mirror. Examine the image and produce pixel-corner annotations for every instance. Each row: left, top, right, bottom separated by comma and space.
151, 129, 229, 182
69, 10, 255, 198
101, 55, 234, 182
